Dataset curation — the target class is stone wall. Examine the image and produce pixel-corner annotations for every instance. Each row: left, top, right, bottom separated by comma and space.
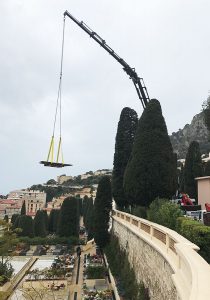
112, 220, 178, 300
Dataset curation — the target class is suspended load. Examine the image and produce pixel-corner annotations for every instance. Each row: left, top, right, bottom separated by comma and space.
40, 16, 72, 168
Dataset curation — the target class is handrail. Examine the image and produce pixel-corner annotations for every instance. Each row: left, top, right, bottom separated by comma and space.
112, 209, 210, 300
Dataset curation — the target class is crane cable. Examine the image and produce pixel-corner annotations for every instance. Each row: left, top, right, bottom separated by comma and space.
47, 16, 66, 164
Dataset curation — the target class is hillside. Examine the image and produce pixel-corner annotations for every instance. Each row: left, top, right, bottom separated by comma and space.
170, 112, 210, 159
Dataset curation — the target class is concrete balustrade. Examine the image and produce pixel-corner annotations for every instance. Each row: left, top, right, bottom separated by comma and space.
112, 209, 210, 300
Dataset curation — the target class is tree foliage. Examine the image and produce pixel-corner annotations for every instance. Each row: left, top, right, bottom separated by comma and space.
48, 209, 60, 233
93, 176, 112, 248
84, 197, 94, 240
204, 160, 210, 176
34, 211, 46, 237
57, 197, 79, 237
112, 107, 138, 209
147, 198, 182, 229
18, 215, 34, 237
184, 141, 203, 199
21, 200, 26, 215
124, 99, 176, 207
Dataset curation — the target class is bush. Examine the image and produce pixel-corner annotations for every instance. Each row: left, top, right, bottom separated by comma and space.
131, 206, 147, 219
105, 235, 149, 299
147, 198, 183, 229
85, 266, 107, 279
19, 235, 79, 246
176, 217, 210, 263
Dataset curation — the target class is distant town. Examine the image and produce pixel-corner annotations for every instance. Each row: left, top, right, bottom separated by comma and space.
0, 169, 112, 220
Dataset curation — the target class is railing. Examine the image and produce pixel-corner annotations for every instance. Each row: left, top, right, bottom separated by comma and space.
112, 209, 210, 300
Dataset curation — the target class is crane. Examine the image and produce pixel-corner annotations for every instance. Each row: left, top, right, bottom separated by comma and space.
64, 10, 150, 109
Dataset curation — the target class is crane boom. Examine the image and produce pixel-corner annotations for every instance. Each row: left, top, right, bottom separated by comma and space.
64, 10, 150, 108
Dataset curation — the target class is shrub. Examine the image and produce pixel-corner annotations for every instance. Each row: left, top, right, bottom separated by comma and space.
176, 217, 210, 263
85, 266, 107, 279
147, 198, 183, 229
19, 235, 79, 246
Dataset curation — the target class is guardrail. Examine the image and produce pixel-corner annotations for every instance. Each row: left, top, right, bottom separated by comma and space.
112, 209, 210, 300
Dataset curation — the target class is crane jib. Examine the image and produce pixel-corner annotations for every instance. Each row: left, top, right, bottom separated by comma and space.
64, 10, 150, 108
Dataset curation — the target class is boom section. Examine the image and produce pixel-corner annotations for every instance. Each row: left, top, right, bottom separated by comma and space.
64, 10, 150, 108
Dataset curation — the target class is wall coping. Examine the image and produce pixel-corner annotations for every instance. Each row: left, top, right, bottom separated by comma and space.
112, 209, 210, 300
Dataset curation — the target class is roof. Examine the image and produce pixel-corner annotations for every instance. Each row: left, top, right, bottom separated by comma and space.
195, 176, 210, 180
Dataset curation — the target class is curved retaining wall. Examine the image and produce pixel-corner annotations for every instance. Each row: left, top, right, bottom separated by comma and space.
112, 209, 210, 300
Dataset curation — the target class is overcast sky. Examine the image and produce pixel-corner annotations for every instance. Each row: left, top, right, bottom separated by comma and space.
0, 0, 209, 194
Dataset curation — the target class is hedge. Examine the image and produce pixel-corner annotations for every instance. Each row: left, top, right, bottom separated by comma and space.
18, 236, 80, 245
176, 217, 210, 263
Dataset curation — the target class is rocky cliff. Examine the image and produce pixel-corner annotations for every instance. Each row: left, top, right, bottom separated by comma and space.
170, 112, 210, 159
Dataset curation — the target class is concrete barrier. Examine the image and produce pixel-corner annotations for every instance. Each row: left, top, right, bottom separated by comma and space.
112, 209, 210, 300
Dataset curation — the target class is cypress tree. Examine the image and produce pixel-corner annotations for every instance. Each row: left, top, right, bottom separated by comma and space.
86, 198, 94, 240
34, 211, 47, 237
48, 209, 60, 233
112, 107, 138, 209
21, 200, 26, 215
11, 214, 19, 227
57, 197, 79, 237
184, 141, 203, 199
204, 160, 210, 176
42, 211, 49, 234
3, 215, 8, 223
18, 215, 34, 237
93, 176, 112, 248
124, 99, 176, 207
179, 164, 185, 192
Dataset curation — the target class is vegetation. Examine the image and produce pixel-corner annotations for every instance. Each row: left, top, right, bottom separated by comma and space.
83, 197, 94, 240
18, 235, 79, 245
105, 235, 149, 299
202, 95, 210, 136
18, 215, 34, 237
93, 177, 112, 248
57, 197, 79, 237
184, 141, 203, 199
0, 220, 19, 284
21, 200, 26, 215
48, 209, 60, 233
147, 198, 183, 229
176, 217, 210, 263
112, 107, 138, 209
34, 211, 47, 237
204, 160, 210, 176
30, 184, 65, 202
124, 99, 176, 207
11, 214, 19, 227
85, 266, 108, 279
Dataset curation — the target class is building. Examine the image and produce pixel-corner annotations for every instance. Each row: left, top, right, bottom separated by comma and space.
57, 175, 73, 184
93, 169, 112, 176
195, 176, 210, 210
23, 190, 46, 217
0, 199, 22, 219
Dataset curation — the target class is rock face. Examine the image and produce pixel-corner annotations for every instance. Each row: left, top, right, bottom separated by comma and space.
170, 112, 210, 159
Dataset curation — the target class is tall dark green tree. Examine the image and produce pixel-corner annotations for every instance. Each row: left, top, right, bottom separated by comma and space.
34, 211, 47, 237
85, 198, 94, 240
204, 160, 210, 176
11, 214, 19, 227
18, 215, 34, 237
184, 141, 203, 199
112, 107, 138, 209
57, 197, 79, 237
21, 200, 26, 215
48, 209, 60, 233
179, 164, 185, 192
124, 99, 176, 207
93, 176, 112, 248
